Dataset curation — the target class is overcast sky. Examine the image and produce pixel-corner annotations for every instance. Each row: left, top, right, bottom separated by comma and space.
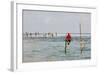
23, 10, 91, 33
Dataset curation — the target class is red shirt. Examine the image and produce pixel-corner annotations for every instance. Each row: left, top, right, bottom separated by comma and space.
65, 33, 71, 41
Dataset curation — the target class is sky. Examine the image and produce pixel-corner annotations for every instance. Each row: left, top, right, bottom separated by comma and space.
23, 10, 91, 33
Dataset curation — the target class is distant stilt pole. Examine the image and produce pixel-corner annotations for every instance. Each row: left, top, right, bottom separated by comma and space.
55, 32, 57, 37
80, 24, 82, 54
65, 41, 67, 54
80, 24, 82, 42
80, 24, 83, 54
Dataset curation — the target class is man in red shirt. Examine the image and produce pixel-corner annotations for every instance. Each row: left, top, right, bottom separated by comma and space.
65, 33, 72, 54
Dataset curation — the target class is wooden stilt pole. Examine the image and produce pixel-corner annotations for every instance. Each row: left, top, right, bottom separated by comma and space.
80, 24, 82, 54
65, 40, 66, 54
80, 24, 84, 54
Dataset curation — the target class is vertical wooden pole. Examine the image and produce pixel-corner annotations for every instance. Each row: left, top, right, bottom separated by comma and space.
80, 24, 82, 41
80, 24, 83, 54
65, 40, 66, 54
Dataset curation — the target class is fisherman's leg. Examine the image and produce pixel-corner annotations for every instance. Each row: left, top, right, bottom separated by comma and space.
80, 47, 84, 54
67, 40, 71, 49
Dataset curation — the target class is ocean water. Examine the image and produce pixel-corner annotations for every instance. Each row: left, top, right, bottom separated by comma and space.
22, 34, 91, 63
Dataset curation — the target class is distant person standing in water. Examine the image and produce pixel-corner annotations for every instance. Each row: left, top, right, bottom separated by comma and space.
65, 33, 72, 54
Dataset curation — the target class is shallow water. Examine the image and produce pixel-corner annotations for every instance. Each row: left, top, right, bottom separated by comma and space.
22, 36, 91, 63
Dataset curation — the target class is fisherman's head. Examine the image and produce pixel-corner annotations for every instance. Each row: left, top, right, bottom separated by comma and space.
67, 33, 70, 35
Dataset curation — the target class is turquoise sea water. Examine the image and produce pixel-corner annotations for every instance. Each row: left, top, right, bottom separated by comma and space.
22, 34, 91, 63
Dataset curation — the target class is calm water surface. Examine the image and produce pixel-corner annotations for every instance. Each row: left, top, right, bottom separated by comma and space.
22, 34, 91, 63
